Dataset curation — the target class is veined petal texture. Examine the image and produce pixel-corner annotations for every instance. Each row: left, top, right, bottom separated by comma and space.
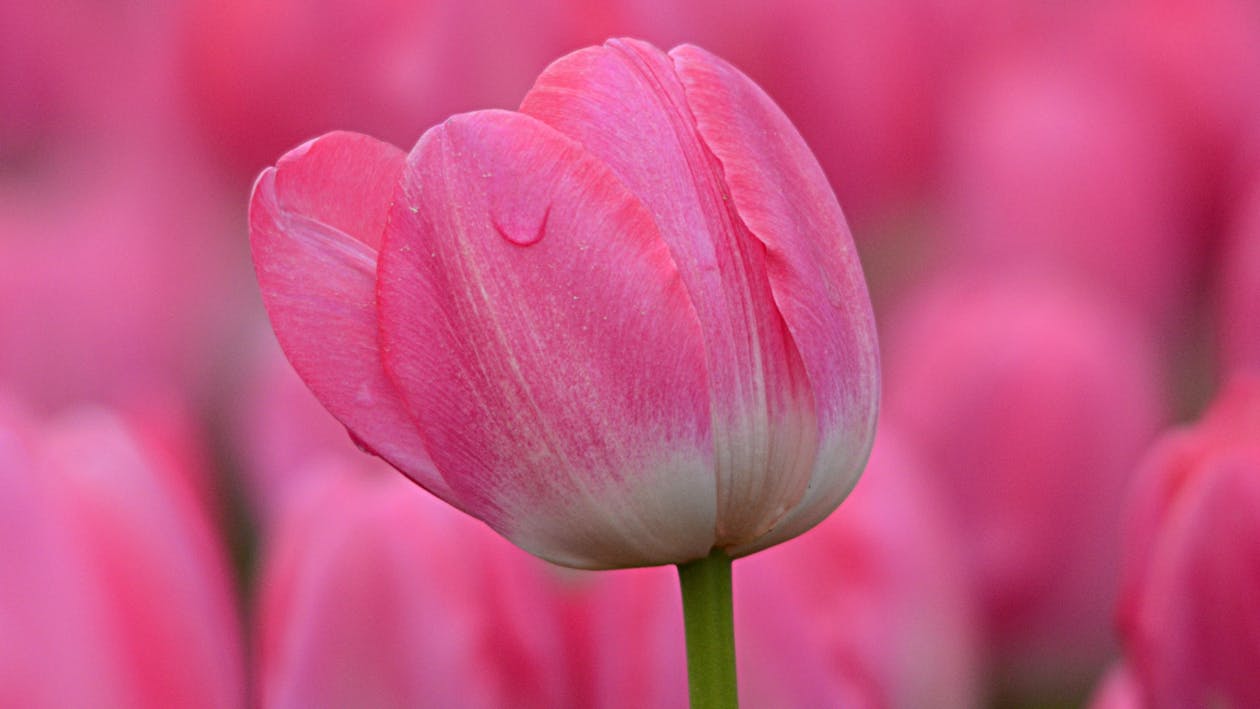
249, 131, 457, 505
377, 110, 716, 568
671, 43, 880, 553
522, 38, 821, 549
522, 39, 878, 552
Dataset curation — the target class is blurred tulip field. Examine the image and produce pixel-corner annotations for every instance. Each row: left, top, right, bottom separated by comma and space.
3, 1, 1259, 707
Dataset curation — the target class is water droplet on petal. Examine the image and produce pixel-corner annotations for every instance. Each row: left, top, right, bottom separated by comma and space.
492, 204, 550, 247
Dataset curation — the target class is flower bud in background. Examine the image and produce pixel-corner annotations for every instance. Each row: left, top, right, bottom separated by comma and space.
0, 2, 240, 415
250, 38, 879, 569
0, 4, 238, 415
0, 1, 190, 156
0, 136, 236, 416
1218, 178, 1260, 374
580, 426, 981, 707
0, 399, 244, 708
178, 0, 604, 181
886, 273, 1165, 696
256, 464, 574, 708
1085, 0, 1260, 198
735, 427, 980, 708
0, 403, 123, 707
1116, 375, 1260, 708
939, 50, 1195, 334
255, 429, 980, 707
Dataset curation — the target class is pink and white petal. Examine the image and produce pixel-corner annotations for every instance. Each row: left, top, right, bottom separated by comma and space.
669, 44, 880, 554
249, 131, 457, 505
377, 109, 715, 569
521, 38, 818, 548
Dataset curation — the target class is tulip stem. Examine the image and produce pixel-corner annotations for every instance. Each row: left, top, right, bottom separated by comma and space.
677, 548, 738, 709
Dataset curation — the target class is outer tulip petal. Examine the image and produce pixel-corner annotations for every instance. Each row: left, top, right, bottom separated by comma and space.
377, 110, 715, 569
1118, 376, 1260, 707
249, 131, 457, 505
0, 406, 127, 706
521, 38, 818, 548
669, 43, 880, 553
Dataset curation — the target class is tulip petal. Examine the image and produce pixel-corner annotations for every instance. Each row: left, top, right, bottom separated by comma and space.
249, 131, 457, 504
521, 38, 819, 548
376, 110, 716, 569
670, 44, 880, 553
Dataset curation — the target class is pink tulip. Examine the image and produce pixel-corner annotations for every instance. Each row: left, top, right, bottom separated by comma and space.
1, 1, 188, 153
1218, 178, 1260, 374
257, 463, 579, 708
886, 274, 1165, 691
1116, 375, 1260, 708
258, 432, 978, 707
0, 2, 242, 415
258, 462, 703, 707
1085, 0, 1260, 197
250, 38, 879, 569
0, 139, 236, 414
581, 426, 981, 707
0, 402, 124, 707
0, 399, 245, 708
179, 0, 606, 179
939, 49, 1195, 332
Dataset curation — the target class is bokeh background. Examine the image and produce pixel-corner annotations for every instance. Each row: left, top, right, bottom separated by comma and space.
2, 0, 1258, 707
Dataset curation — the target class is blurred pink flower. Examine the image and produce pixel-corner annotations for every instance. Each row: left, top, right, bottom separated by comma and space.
609, 0, 948, 226
0, 143, 237, 415
886, 274, 1165, 692
1117, 375, 1260, 708
0, 403, 124, 707
0, 399, 244, 708
1218, 178, 1260, 374
939, 50, 1196, 332
0, 2, 244, 415
564, 567, 689, 709
0, 2, 190, 154
255, 429, 979, 707
249, 38, 878, 569
179, 0, 606, 180
2, 7, 246, 696
256, 465, 576, 708
580, 426, 981, 708
735, 427, 980, 708
1086, 0, 1260, 197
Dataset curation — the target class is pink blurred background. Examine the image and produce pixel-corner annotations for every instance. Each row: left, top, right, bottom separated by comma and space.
2, 0, 1258, 706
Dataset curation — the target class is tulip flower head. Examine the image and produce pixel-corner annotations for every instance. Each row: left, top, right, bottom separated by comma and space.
0, 400, 244, 708
886, 274, 1164, 688
249, 38, 879, 569
1117, 375, 1260, 707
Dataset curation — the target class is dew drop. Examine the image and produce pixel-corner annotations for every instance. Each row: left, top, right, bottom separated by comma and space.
491, 204, 550, 247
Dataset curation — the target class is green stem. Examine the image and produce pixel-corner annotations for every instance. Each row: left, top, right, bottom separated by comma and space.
676, 549, 738, 709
